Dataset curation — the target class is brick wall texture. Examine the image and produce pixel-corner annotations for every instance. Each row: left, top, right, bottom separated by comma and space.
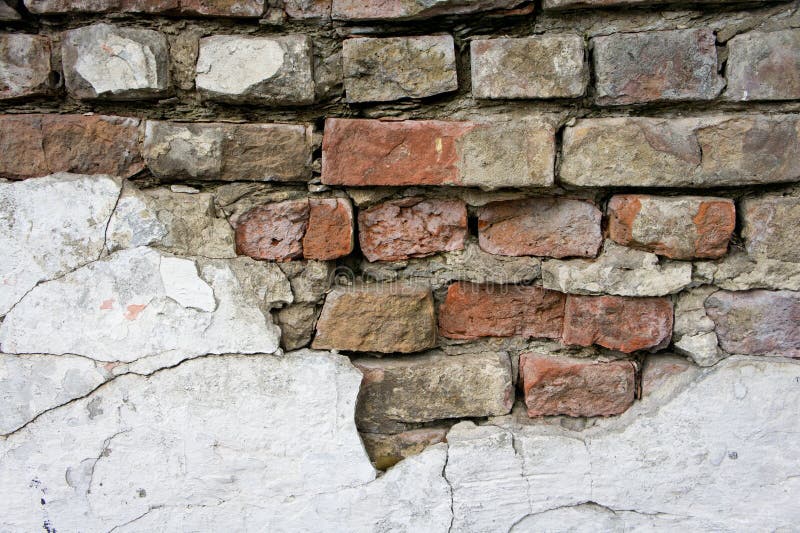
2, 0, 800, 530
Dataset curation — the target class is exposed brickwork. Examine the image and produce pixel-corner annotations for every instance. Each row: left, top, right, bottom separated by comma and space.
0, 34, 51, 100
741, 196, 800, 263
727, 30, 800, 101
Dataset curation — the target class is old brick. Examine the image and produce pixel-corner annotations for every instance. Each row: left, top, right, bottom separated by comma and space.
303, 198, 354, 260
478, 198, 602, 258
561, 115, 800, 187
322, 118, 555, 189
353, 351, 513, 432
0, 35, 51, 100
705, 290, 800, 357
312, 284, 436, 353
520, 354, 636, 417
471, 35, 587, 99
438, 282, 565, 340
142, 121, 313, 182
608, 195, 735, 259
544, 0, 747, 8
562, 295, 673, 352
741, 196, 800, 263
359, 197, 467, 262
25, 0, 264, 16
727, 30, 800, 101
343, 35, 457, 103
235, 199, 309, 262
641, 354, 694, 397
593, 29, 723, 105
62, 23, 169, 100
196, 35, 314, 105
331, 0, 524, 20
361, 428, 448, 470
0, 114, 143, 180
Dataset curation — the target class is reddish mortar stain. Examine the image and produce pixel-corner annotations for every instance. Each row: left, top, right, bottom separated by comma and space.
99, 299, 114, 310
124, 304, 147, 320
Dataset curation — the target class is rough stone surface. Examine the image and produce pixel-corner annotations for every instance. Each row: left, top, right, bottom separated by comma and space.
562, 295, 673, 352
0, 247, 287, 368
235, 199, 309, 262
478, 198, 602, 258
274, 303, 318, 350
0, 0, 20, 19
608, 195, 735, 259
331, 0, 525, 20
322, 117, 555, 189
107, 185, 235, 259
62, 23, 169, 100
673, 286, 723, 366
353, 351, 513, 432
543, 0, 747, 7
361, 428, 449, 470
705, 290, 800, 357
593, 29, 723, 105
741, 196, 800, 263
727, 29, 800, 101
303, 198, 355, 260
196, 35, 314, 105
0, 114, 143, 180
471, 35, 587, 99
641, 354, 695, 397
520, 354, 636, 417
694, 251, 800, 291
542, 240, 692, 296
313, 284, 436, 353
284, 0, 330, 18
359, 197, 467, 262
0, 34, 51, 100
438, 282, 565, 340
561, 115, 800, 187
142, 121, 313, 182
278, 260, 334, 304
24, 0, 265, 16
0, 173, 121, 316
343, 35, 457, 103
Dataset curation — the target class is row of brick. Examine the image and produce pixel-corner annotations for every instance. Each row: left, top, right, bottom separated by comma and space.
3, 113, 800, 190
3, 27, 800, 104
5, 0, 765, 19
234, 194, 743, 262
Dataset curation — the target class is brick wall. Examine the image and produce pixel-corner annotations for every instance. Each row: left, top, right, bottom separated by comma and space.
2, 0, 800, 530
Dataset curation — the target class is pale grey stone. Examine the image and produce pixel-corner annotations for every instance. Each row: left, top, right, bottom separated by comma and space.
694, 251, 800, 291
343, 35, 457, 103
277, 260, 334, 303
196, 35, 314, 105
274, 304, 318, 350
542, 240, 692, 296
0, 34, 51, 99
0, 247, 284, 365
62, 23, 169, 100
673, 286, 722, 367
726, 30, 800, 101
741, 196, 800, 263
159, 257, 216, 312
0, 173, 121, 316
0, 0, 20, 20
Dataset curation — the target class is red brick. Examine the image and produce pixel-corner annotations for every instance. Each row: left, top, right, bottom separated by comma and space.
562, 295, 673, 353
438, 282, 565, 340
608, 195, 735, 259
520, 354, 636, 417
359, 197, 467, 262
303, 198, 354, 261
0, 114, 143, 180
478, 198, 602, 258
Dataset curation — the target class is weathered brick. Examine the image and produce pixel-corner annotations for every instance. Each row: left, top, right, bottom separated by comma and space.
438, 282, 565, 340
196, 35, 314, 105
312, 284, 437, 353
361, 428, 448, 470
478, 198, 602, 258
592, 29, 723, 105
331, 0, 525, 20
359, 197, 467, 262
343, 35, 457, 103
561, 115, 800, 187
562, 295, 673, 352
544, 0, 747, 9
520, 354, 636, 417
142, 121, 313, 182
234, 198, 353, 262
608, 195, 735, 259
353, 351, 513, 432
62, 23, 169, 100
705, 290, 800, 357
24, 0, 264, 16
0, 114, 143, 180
322, 118, 555, 189
741, 196, 800, 263
303, 198, 355, 261
471, 35, 587, 99
727, 30, 800, 101
0, 35, 51, 100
